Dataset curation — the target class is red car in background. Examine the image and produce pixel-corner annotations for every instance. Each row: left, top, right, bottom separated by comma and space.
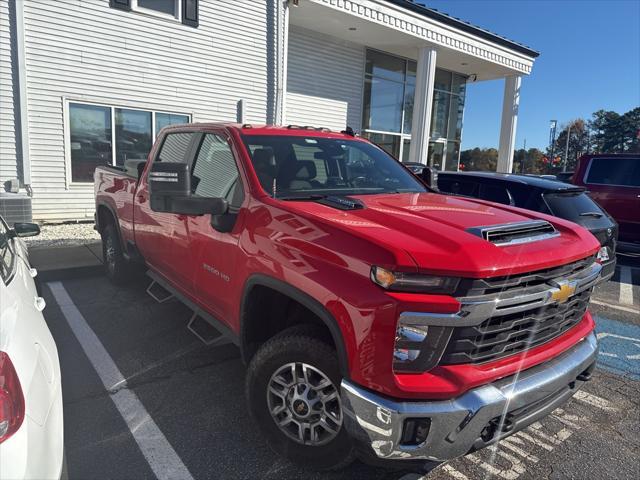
573, 154, 640, 252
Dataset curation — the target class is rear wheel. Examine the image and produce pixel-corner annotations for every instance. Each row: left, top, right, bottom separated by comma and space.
101, 223, 129, 284
246, 327, 355, 470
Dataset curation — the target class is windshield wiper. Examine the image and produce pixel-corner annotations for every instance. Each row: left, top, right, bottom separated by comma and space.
579, 211, 603, 218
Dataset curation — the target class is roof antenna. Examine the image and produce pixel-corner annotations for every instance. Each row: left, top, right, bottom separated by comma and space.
341, 126, 355, 137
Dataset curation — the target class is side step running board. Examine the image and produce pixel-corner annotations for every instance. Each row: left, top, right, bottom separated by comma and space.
146, 280, 175, 303
145, 270, 239, 347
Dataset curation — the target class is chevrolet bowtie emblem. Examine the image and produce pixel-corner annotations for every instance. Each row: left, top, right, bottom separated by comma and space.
551, 281, 577, 303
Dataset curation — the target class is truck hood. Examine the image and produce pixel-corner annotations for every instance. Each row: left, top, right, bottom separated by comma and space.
280, 192, 600, 278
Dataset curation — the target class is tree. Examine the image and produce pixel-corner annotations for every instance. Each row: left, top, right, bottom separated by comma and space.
620, 107, 640, 153
459, 147, 498, 171
552, 119, 590, 171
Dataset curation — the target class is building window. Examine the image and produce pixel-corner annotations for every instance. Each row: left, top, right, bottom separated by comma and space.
69, 103, 112, 183
361, 49, 466, 170
110, 0, 199, 27
156, 113, 191, 136
135, 0, 179, 18
115, 108, 152, 165
68, 102, 190, 183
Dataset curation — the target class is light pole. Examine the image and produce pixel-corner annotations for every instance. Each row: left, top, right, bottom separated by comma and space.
549, 120, 557, 171
563, 124, 571, 172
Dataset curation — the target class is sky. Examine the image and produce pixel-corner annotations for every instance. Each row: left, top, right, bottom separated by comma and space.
424, 0, 640, 150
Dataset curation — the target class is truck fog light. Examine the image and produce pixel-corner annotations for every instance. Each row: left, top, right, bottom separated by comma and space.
400, 418, 431, 445
596, 246, 609, 263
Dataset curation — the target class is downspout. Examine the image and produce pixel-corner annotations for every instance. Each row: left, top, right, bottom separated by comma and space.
274, 0, 289, 126
15, 0, 32, 195
280, 0, 289, 126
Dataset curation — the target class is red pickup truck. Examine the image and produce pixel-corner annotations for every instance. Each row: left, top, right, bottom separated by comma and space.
95, 124, 601, 471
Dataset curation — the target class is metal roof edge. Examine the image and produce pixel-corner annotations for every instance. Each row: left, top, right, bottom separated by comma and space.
385, 0, 540, 58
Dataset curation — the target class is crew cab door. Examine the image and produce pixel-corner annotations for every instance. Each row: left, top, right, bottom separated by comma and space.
187, 131, 247, 324
134, 132, 198, 291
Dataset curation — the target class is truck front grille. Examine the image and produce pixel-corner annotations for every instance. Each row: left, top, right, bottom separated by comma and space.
440, 290, 590, 364
440, 257, 599, 365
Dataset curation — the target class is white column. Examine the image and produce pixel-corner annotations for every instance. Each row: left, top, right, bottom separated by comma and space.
497, 75, 522, 173
409, 47, 437, 165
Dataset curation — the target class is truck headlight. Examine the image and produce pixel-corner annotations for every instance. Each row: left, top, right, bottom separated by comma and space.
371, 266, 459, 294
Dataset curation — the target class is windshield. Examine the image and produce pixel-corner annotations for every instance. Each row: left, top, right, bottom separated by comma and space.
241, 135, 426, 198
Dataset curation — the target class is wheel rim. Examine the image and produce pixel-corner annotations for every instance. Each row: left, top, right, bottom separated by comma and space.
267, 362, 343, 446
104, 234, 116, 273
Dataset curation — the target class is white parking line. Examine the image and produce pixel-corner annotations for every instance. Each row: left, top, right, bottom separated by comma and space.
619, 266, 634, 306
574, 390, 616, 412
47, 282, 194, 480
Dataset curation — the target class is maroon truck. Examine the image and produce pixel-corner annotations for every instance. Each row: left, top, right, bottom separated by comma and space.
572, 153, 640, 252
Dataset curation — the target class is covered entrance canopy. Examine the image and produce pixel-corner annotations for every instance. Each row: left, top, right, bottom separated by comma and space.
285, 0, 539, 173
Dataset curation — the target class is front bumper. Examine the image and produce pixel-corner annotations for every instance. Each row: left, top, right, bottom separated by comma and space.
341, 331, 597, 462
599, 258, 616, 282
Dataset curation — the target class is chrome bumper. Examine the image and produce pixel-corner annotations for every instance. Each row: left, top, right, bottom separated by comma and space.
341, 332, 598, 462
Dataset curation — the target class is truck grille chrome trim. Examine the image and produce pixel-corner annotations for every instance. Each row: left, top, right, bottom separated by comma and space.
467, 220, 559, 246
399, 260, 601, 365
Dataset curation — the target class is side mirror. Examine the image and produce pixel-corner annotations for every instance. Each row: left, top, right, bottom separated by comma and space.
421, 166, 439, 190
149, 162, 228, 216
11, 222, 40, 238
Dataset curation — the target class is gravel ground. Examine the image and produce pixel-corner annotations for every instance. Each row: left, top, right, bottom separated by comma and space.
25, 222, 101, 248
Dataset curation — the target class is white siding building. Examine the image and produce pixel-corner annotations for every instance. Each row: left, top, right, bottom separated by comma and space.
0, 0, 538, 223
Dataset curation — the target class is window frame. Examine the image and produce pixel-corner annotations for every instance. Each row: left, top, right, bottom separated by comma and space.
131, 0, 181, 21
63, 98, 191, 187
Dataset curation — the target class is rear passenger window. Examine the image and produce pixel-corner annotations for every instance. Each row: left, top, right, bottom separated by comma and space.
191, 134, 243, 205
478, 184, 513, 205
157, 133, 193, 163
586, 157, 640, 187
441, 179, 477, 197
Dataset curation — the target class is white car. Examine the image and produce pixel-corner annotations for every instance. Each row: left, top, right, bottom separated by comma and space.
0, 217, 64, 479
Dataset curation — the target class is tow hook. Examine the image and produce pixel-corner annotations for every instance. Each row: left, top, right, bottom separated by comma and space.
480, 415, 515, 442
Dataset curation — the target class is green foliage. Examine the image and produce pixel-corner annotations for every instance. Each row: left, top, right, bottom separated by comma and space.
459, 106, 638, 174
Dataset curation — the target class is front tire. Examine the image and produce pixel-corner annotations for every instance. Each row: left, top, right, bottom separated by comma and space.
245, 328, 355, 471
101, 223, 129, 284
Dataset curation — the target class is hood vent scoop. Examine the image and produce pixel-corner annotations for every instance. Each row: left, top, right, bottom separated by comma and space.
317, 196, 365, 211
467, 220, 559, 246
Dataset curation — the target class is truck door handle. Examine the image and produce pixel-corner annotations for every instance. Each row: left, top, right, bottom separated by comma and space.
177, 214, 187, 221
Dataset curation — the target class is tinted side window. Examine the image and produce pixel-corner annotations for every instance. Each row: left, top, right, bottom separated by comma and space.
0, 219, 16, 284
586, 157, 640, 187
157, 133, 193, 163
438, 177, 477, 197
192, 134, 243, 205
478, 184, 512, 205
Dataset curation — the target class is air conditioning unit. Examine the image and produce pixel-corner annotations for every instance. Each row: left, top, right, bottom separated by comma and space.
0, 192, 33, 226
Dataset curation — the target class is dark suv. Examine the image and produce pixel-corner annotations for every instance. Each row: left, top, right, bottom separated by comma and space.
437, 171, 617, 280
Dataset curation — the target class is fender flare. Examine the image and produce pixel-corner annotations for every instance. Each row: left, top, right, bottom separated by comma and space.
240, 274, 350, 379
95, 201, 126, 249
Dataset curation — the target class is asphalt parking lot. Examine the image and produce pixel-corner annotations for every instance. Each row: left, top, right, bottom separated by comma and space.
40, 256, 640, 480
